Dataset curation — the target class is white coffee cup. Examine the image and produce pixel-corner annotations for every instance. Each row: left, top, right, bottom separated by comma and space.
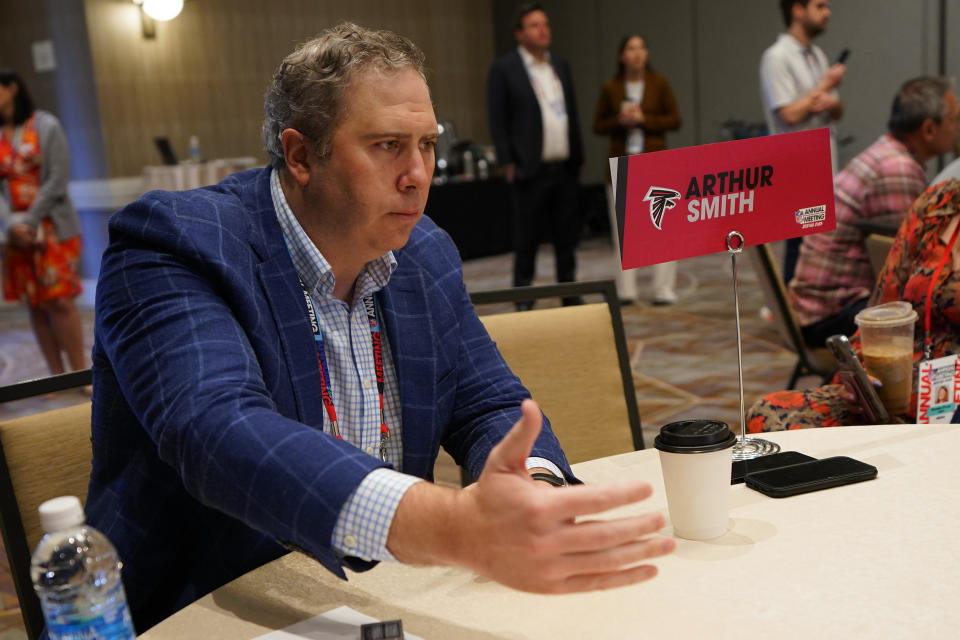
654, 420, 736, 540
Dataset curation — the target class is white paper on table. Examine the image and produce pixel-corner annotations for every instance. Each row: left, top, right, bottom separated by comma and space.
252, 605, 424, 640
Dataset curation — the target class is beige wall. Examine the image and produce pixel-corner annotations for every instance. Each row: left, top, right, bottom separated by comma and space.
83, 0, 495, 177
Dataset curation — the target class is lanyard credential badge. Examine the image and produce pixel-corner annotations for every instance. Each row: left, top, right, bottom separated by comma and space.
916, 355, 959, 424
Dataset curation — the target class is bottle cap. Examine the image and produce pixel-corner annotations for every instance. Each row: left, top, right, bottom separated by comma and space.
38, 496, 85, 533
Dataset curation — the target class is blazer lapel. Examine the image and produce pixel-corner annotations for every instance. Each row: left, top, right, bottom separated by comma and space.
247, 169, 324, 427
509, 50, 539, 107
380, 261, 439, 479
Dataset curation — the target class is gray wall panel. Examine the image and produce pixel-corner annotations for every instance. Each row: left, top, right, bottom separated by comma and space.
814, 0, 933, 170
493, 0, 952, 184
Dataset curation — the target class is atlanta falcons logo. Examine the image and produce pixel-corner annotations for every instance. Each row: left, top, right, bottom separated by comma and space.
643, 186, 681, 230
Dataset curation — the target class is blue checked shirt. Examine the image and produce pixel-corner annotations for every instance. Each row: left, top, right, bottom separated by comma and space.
271, 169, 419, 562
271, 169, 563, 562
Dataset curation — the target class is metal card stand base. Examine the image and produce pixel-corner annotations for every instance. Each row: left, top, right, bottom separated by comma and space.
727, 231, 780, 461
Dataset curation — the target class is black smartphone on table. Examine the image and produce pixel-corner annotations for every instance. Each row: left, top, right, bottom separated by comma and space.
731, 451, 816, 484
746, 456, 878, 498
826, 334, 891, 425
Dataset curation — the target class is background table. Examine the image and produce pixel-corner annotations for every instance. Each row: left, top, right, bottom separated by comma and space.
141, 424, 959, 639
142, 158, 259, 192
423, 177, 514, 260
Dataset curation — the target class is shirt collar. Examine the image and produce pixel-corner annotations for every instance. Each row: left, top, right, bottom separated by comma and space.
270, 167, 397, 301
518, 45, 551, 67
779, 32, 814, 55
881, 133, 924, 166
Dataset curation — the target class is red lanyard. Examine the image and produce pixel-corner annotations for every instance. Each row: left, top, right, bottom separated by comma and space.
300, 285, 390, 461
923, 219, 960, 361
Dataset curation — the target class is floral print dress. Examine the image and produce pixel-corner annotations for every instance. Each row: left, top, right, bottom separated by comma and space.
747, 179, 960, 431
1, 114, 83, 306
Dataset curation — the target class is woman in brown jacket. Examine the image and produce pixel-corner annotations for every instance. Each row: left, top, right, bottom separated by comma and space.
594, 35, 681, 304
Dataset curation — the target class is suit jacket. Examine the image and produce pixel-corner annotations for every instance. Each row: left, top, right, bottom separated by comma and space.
487, 49, 584, 180
592, 71, 681, 176
86, 167, 572, 631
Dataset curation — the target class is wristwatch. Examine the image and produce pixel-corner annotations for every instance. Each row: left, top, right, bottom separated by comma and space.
530, 472, 567, 487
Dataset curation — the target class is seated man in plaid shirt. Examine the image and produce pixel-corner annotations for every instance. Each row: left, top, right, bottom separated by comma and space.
788, 76, 959, 347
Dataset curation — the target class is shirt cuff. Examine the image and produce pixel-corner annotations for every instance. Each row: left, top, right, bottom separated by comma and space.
331, 468, 423, 562
525, 456, 564, 479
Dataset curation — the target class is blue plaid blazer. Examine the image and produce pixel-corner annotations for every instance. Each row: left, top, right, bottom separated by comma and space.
85, 168, 572, 631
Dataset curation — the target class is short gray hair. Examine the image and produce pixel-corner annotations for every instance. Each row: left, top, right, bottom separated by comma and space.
262, 23, 426, 168
888, 76, 954, 138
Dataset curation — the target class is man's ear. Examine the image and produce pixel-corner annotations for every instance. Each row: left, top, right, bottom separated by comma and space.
281, 128, 314, 186
791, 2, 804, 24
919, 118, 938, 145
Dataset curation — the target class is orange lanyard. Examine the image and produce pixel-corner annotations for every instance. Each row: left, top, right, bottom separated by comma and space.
300, 284, 390, 462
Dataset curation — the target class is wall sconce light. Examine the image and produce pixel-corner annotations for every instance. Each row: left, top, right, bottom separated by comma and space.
133, 0, 184, 39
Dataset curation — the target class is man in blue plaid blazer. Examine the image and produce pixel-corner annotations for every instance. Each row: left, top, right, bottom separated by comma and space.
85, 23, 673, 633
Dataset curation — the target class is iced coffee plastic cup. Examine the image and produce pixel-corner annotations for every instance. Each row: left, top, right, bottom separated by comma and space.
654, 420, 736, 540
854, 302, 918, 415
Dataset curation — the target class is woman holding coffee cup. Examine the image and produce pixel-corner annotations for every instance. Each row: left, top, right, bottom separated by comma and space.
593, 34, 681, 305
747, 179, 960, 429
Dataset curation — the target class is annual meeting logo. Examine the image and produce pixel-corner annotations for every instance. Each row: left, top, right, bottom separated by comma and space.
640, 164, 775, 230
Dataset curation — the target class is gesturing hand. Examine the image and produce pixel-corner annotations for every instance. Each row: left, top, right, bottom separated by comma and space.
450, 399, 674, 593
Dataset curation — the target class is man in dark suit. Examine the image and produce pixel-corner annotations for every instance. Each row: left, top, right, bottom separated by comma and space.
487, 3, 584, 307
85, 22, 672, 633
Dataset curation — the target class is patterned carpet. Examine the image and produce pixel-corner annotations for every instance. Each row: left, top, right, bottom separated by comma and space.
0, 235, 817, 635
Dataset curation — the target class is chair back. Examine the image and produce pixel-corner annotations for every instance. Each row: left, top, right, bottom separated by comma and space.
865, 234, 895, 279
746, 244, 834, 388
472, 281, 642, 464
0, 402, 93, 639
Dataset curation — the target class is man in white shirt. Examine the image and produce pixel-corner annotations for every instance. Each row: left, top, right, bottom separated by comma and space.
488, 3, 585, 308
760, 0, 847, 283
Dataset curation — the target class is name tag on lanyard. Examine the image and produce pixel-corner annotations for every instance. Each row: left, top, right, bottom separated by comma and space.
529, 66, 567, 119
916, 354, 959, 424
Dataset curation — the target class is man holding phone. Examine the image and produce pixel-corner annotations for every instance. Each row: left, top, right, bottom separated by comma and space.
759, 0, 846, 283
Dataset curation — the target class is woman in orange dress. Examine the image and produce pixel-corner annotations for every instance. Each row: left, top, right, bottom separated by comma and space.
1, 69, 87, 381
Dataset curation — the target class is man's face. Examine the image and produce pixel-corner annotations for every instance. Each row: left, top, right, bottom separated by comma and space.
931, 90, 960, 154
302, 68, 438, 264
798, 0, 831, 36
515, 9, 551, 52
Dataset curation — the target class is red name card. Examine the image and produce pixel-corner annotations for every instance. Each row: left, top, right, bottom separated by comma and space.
612, 128, 835, 269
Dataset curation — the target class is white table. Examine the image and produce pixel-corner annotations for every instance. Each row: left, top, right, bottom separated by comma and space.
141, 158, 258, 192
141, 424, 959, 639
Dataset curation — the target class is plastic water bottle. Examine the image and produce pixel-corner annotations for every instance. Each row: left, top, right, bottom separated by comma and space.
462, 149, 475, 180
188, 134, 203, 163
31, 496, 136, 639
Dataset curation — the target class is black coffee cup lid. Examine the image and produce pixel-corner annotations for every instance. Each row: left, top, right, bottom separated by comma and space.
654, 420, 736, 454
